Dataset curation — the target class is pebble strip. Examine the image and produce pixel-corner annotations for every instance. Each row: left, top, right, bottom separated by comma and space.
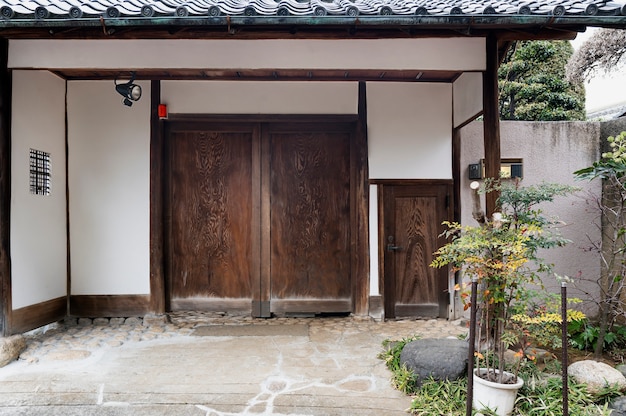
17, 312, 469, 363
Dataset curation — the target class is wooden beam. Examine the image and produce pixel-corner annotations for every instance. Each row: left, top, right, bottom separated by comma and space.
11, 297, 65, 335
0, 21, 593, 41
149, 80, 166, 314
483, 34, 501, 218
70, 295, 150, 317
45, 68, 460, 84
0, 39, 10, 336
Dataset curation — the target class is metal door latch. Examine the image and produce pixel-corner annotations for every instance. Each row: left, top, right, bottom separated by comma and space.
387, 236, 402, 252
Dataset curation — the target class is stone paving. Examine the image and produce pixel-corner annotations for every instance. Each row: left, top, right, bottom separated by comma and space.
16, 313, 469, 364
0, 313, 469, 416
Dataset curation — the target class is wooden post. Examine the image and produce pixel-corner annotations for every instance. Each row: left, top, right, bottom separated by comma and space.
483, 34, 502, 217
452, 127, 461, 223
466, 277, 479, 416
0, 38, 11, 336
561, 281, 569, 415
149, 80, 166, 314
354, 80, 370, 316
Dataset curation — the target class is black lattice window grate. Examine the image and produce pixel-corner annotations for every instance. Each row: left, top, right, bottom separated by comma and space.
29, 149, 51, 196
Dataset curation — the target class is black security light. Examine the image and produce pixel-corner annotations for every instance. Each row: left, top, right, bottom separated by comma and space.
115, 72, 142, 107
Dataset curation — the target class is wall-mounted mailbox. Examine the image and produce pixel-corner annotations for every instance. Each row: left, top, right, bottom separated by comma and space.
468, 158, 523, 180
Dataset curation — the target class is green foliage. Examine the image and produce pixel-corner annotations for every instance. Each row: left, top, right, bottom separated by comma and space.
603, 132, 626, 164
510, 291, 586, 350
495, 181, 578, 257
432, 180, 576, 381
408, 377, 467, 415
516, 367, 618, 416
574, 131, 626, 357
408, 374, 616, 415
569, 320, 626, 352
379, 336, 620, 416
575, 132, 626, 180
378, 335, 421, 394
499, 40, 585, 121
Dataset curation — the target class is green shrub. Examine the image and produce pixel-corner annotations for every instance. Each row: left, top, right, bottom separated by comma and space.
378, 335, 421, 394
569, 320, 626, 352
516, 364, 618, 416
510, 291, 586, 350
408, 377, 467, 415
379, 338, 620, 415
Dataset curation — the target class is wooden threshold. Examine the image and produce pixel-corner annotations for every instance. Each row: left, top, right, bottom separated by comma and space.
270, 299, 352, 315
70, 295, 150, 317
11, 297, 66, 335
170, 298, 252, 313
395, 304, 439, 318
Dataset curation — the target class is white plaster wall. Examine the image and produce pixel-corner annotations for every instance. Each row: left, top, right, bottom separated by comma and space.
367, 82, 452, 179
11, 70, 67, 309
8, 39, 486, 72
6, 36, 483, 304
162, 81, 357, 114
67, 80, 150, 295
453, 72, 483, 128
368, 185, 379, 296
367, 82, 453, 297
459, 121, 602, 309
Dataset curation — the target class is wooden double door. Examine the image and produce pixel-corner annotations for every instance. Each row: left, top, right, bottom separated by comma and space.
165, 119, 356, 317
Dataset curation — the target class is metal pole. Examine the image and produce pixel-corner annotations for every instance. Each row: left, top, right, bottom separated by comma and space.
561, 281, 569, 416
466, 277, 479, 416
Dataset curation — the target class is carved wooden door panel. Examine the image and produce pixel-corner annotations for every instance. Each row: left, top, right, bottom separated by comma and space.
265, 124, 353, 314
167, 123, 259, 312
383, 184, 451, 318
166, 120, 355, 316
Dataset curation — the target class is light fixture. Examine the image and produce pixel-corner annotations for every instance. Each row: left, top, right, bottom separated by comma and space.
115, 72, 141, 107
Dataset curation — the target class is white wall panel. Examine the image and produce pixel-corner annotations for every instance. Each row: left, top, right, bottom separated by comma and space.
11, 71, 67, 309
67, 80, 150, 295
368, 184, 379, 295
367, 82, 452, 179
453, 72, 483, 128
9, 39, 486, 72
162, 81, 357, 114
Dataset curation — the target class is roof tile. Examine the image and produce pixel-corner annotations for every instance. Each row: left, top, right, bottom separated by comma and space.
0, 0, 624, 18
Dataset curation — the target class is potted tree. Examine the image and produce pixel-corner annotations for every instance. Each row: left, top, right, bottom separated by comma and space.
431, 179, 575, 416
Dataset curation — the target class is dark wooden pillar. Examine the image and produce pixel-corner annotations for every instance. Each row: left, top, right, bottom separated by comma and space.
0, 39, 11, 336
483, 34, 502, 217
354, 81, 370, 315
149, 80, 165, 314
452, 127, 461, 223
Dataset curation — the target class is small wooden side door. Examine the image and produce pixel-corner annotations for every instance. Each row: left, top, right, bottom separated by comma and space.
382, 183, 452, 319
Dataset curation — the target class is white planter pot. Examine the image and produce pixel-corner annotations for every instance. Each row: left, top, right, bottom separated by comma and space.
473, 368, 524, 416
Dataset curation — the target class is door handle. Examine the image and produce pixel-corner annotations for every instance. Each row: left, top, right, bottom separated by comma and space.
387, 235, 402, 252
387, 243, 402, 252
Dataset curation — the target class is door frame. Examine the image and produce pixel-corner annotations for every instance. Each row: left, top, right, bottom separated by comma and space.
375, 179, 453, 319
153, 113, 370, 316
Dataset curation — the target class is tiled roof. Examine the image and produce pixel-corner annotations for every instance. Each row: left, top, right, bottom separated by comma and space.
0, 0, 624, 19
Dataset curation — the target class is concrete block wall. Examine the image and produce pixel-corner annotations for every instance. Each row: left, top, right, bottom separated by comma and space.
458, 120, 626, 315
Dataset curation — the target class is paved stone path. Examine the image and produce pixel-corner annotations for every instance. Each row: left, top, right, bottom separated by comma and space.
0, 313, 468, 416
